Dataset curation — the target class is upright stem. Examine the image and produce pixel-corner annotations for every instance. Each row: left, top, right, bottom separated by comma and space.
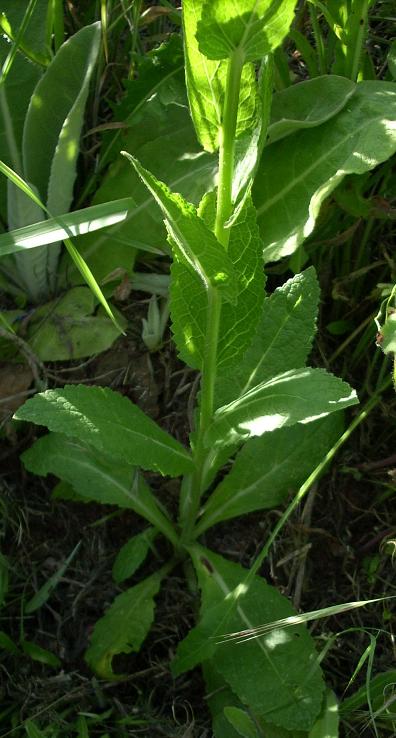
179, 48, 245, 541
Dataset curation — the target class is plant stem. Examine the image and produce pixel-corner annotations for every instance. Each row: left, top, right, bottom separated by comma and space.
179, 49, 245, 541
214, 47, 245, 248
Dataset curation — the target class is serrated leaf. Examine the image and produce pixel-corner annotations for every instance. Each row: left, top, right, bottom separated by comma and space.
21, 433, 178, 546
267, 76, 356, 144
183, 0, 257, 153
122, 153, 237, 303
196, 0, 298, 62
254, 81, 396, 263
112, 528, 157, 584
215, 268, 320, 407
0, 198, 132, 255
85, 573, 162, 679
206, 367, 357, 448
170, 196, 265, 370
197, 413, 343, 533
173, 548, 324, 731
308, 690, 339, 738
15, 384, 193, 477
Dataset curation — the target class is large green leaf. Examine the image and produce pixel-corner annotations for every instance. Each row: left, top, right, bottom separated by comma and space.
6, 180, 46, 300
123, 154, 237, 303
196, 0, 298, 62
21, 433, 177, 545
0, 198, 132, 256
173, 548, 324, 731
254, 81, 396, 263
197, 413, 343, 533
15, 384, 193, 477
170, 196, 265, 370
85, 573, 163, 679
215, 268, 320, 407
206, 368, 357, 448
26, 287, 124, 361
182, 0, 257, 153
20, 22, 101, 293
267, 76, 356, 144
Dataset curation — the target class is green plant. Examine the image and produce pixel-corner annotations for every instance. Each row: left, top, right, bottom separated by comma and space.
13, 1, 396, 735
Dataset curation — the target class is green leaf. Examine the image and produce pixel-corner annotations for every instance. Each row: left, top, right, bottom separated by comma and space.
254, 81, 396, 263
380, 313, 396, 354
173, 548, 325, 731
203, 663, 247, 738
25, 541, 81, 614
15, 384, 193, 477
0, 198, 132, 256
170, 195, 265, 370
182, 0, 257, 153
267, 76, 356, 144
21, 433, 178, 546
197, 413, 343, 533
388, 40, 396, 80
308, 690, 339, 738
215, 268, 320, 407
25, 287, 124, 361
340, 669, 396, 717
112, 528, 157, 584
206, 367, 357, 448
21, 640, 61, 668
21, 22, 101, 292
85, 573, 162, 679
196, 0, 298, 62
224, 707, 260, 738
122, 154, 237, 303
0, 552, 8, 608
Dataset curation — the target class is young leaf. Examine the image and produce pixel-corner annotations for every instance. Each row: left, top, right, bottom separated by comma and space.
25, 541, 81, 614
0, 198, 132, 256
112, 528, 157, 584
182, 0, 257, 153
173, 548, 325, 732
170, 196, 265, 370
224, 707, 261, 738
308, 690, 339, 738
85, 573, 162, 679
196, 0, 298, 62
21, 434, 177, 544
15, 385, 193, 477
122, 153, 237, 303
196, 413, 343, 534
215, 268, 320, 407
254, 81, 396, 263
267, 75, 356, 144
206, 367, 357, 448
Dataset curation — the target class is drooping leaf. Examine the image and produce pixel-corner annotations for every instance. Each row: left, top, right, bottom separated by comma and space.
197, 413, 343, 533
21, 433, 178, 545
206, 367, 357, 448
122, 153, 237, 303
196, 0, 298, 62
308, 690, 339, 738
85, 573, 162, 679
182, 0, 257, 153
26, 287, 124, 361
173, 548, 325, 731
267, 76, 356, 144
0, 197, 132, 256
170, 195, 265, 370
215, 268, 320, 407
254, 81, 396, 263
112, 528, 157, 584
15, 384, 193, 477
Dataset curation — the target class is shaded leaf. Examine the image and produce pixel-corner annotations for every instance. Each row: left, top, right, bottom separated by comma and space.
25, 542, 81, 614
15, 384, 193, 477
112, 528, 157, 584
21, 433, 178, 545
308, 690, 339, 738
197, 413, 343, 533
21, 640, 61, 668
85, 573, 162, 679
